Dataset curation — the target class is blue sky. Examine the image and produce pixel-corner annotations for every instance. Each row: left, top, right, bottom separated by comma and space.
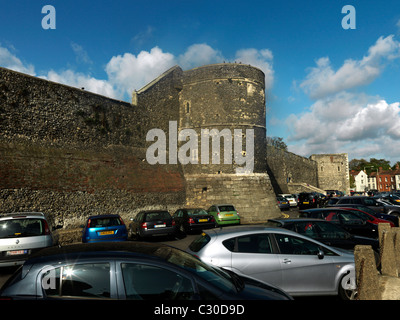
1, 0, 400, 164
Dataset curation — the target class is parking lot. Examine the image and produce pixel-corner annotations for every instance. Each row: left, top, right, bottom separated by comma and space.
0, 207, 300, 289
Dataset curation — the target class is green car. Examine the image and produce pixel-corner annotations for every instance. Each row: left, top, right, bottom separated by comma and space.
207, 204, 240, 226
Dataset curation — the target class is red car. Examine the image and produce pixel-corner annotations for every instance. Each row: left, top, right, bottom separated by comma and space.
335, 207, 395, 227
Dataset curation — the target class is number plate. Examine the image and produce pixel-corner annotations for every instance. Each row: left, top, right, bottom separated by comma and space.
225, 214, 234, 216
7, 250, 28, 256
99, 230, 114, 235
154, 224, 166, 228
198, 219, 208, 222
303, 201, 309, 204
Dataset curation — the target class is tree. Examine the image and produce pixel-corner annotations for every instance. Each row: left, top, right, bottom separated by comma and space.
267, 136, 287, 150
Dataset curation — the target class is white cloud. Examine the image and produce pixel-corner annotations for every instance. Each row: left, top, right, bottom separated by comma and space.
286, 93, 400, 163
0, 43, 275, 102
300, 35, 400, 99
44, 69, 118, 99
71, 42, 92, 65
0, 45, 35, 76
235, 48, 274, 89
178, 43, 224, 70
105, 46, 176, 97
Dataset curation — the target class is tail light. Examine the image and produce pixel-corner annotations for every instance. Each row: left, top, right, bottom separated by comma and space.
210, 217, 215, 223
87, 219, 92, 228
43, 220, 51, 235
119, 217, 125, 225
141, 222, 148, 230
188, 218, 195, 224
172, 220, 176, 226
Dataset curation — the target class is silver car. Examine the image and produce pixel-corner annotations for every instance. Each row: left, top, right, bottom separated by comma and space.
187, 226, 356, 299
0, 212, 62, 267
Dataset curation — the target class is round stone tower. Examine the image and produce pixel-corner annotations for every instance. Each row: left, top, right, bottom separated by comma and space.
179, 63, 267, 174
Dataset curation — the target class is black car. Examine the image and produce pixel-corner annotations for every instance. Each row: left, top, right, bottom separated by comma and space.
0, 242, 292, 300
299, 208, 379, 238
333, 196, 385, 214
129, 210, 176, 240
297, 192, 325, 210
172, 208, 215, 234
330, 203, 399, 227
266, 218, 379, 252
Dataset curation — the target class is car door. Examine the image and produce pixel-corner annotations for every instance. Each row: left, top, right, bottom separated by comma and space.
337, 211, 376, 238
273, 233, 336, 295
230, 233, 282, 288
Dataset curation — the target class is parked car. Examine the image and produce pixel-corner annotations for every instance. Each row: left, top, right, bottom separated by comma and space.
207, 204, 240, 226
276, 196, 290, 211
0, 242, 292, 300
333, 196, 385, 214
330, 203, 399, 227
172, 208, 215, 234
265, 218, 379, 252
297, 192, 325, 209
279, 194, 297, 207
299, 208, 388, 238
81, 214, 128, 243
0, 212, 62, 267
187, 226, 355, 299
129, 210, 176, 240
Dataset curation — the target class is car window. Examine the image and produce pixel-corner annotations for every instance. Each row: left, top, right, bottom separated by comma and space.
363, 198, 376, 206
187, 209, 208, 216
275, 233, 328, 255
218, 205, 235, 212
145, 212, 171, 221
319, 211, 340, 223
0, 218, 46, 238
338, 212, 365, 225
295, 221, 348, 239
43, 263, 111, 299
89, 217, 122, 228
234, 234, 272, 254
121, 263, 194, 300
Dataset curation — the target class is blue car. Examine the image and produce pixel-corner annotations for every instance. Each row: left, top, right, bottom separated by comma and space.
82, 214, 128, 243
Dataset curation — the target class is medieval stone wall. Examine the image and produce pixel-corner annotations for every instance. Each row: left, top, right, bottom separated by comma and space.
0, 67, 186, 227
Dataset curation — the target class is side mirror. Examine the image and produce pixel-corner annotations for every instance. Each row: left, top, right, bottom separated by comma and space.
317, 249, 325, 260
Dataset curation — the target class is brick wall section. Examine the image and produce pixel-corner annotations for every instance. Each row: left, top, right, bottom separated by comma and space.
0, 67, 186, 226
185, 173, 282, 223
267, 146, 318, 194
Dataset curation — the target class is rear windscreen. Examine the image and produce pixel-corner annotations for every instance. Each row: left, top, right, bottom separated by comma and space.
145, 212, 171, 222
0, 218, 45, 238
89, 217, 122, 228
188, 233, 211, 252
218, 206, 235, 212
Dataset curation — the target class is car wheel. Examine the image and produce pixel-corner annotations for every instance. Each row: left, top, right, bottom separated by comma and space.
338, 273, 357, 300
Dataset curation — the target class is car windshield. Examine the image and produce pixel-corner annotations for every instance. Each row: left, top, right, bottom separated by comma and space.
0, 218, 46, 238
145, 212, 171, 221
187, 209, 208, 216
89, 217, 122, 228
154, 246, 238, 294
218, 206, 235, 212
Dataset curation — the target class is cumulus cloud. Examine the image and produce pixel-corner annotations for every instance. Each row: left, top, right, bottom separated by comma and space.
44, 69, 118, 99
235, 48, 274, 90
178, 43, 224, 70
105, 46, 176, 97
0, 45, 35, 76
300, 35, 400, 99
286, 93, 400, 162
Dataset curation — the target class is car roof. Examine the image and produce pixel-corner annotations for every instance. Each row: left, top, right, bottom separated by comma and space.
268, 218, 328, 223
204, 225, 303, 238
0, 212, 45, 219
87, 214, 121, 219
25, 242, 182, 266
